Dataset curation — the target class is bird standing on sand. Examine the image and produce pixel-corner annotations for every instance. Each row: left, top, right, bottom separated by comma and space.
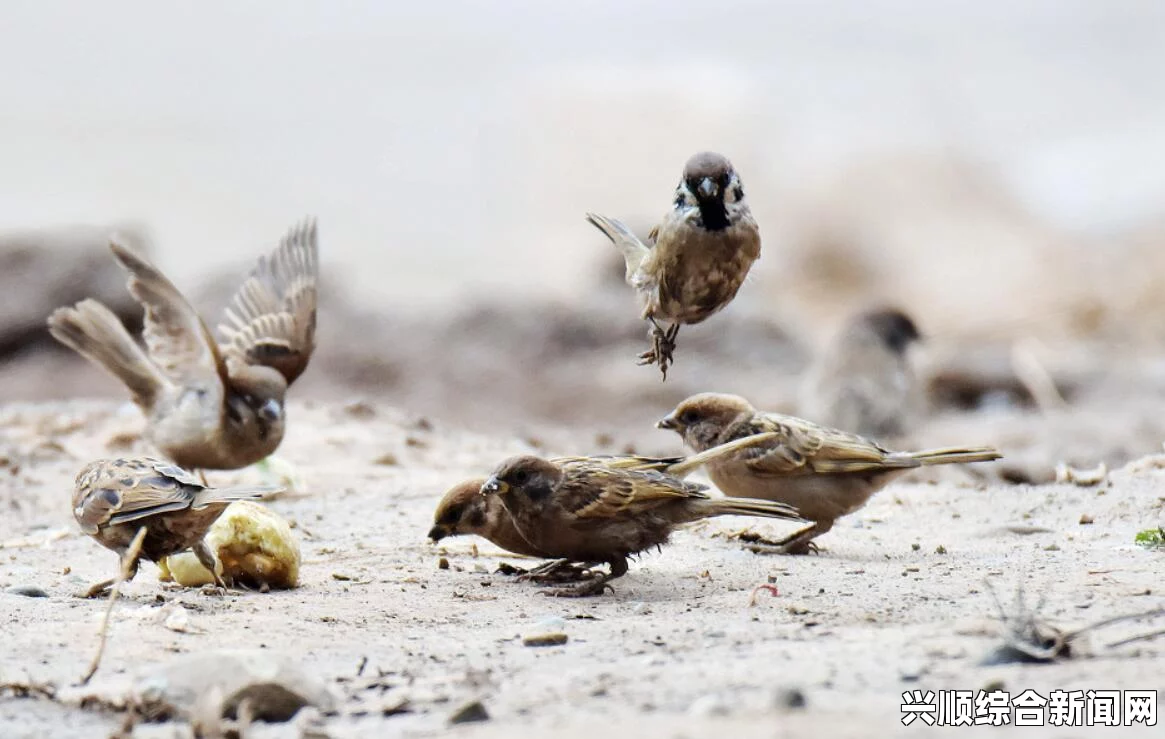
587, 151, 761, 378
658, 392, 1001, 554
48, 220, 319, 470
73, 457, 278, 596
480, 446, 802, 597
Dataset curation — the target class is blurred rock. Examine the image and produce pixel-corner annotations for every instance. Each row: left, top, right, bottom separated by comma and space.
135, 650, 337, 723
0, 223, 150, 356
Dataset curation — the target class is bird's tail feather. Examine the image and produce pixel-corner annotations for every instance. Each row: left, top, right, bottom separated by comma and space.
666, 432, 780, 478
47, 299, 164, 408
585, 212, 651, 283
701, 496, 804, 522
905, 447, 1003, 466
192, 485, 282, 508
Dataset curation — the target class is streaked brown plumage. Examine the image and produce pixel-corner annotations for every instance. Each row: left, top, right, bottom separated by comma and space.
801, 307, 923, 441
481, 450, 802, 597
73, 457, 278, 596
587, 151, 761, 378
658, 392, 1001, 554
428, 434, 782, 556
48, 220, 318, 470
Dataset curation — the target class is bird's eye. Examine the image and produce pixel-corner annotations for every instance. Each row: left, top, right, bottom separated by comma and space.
512, 470, 530, 485
679, 410, 698, 424
732, 185, 744, 202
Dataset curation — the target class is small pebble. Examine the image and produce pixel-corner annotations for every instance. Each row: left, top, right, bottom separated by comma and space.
1079, 513, 1094, 525
437, 558, 449, 570
687, 693, 730, 718
449, 700, 490, 724
522, 632, 568, 647
774, 687, 807, 710
6, 585, 48, 598
534, 616, 566, 631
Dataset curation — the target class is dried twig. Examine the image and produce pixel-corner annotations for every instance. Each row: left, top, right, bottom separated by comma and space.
79, 526, 146, 686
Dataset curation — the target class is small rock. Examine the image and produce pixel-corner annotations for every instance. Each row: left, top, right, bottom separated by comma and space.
522, 632, 568, 647
773, 687, 807, 710
135, 649, 337, 722
6, 584, 48, 598
534, 616, 566, 631
1079, 514, 1094, 525
935, 545, 947, 555
437, 558, 449, 570
372, 453, 399, 466
687, 693, 730, 718
449, 699, 490, 724
911, 543, 921, 551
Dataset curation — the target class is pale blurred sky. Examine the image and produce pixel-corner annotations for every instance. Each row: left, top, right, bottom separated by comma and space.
2, 1, 1163, 310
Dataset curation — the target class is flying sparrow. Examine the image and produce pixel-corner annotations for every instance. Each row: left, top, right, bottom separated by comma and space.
801, 307, 923, 441
587, 151, 761, 378
73, 457, 278, 596
658, 392, 1001, 554
48, 219, 318, 470
480, 450, 802, 597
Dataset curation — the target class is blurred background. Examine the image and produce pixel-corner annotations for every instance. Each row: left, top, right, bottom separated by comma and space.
3, 1, 1165, 477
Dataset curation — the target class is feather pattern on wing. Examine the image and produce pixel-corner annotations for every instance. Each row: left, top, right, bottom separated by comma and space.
218, 219, 319, 384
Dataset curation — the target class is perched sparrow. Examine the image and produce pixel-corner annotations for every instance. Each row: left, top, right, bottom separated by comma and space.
587, 151, 761, 378
658, 392, 1001, 554
801, 307, 923, 441
73, 457, 278, 596
48, 220, 318, 470
480, 451, 802, 597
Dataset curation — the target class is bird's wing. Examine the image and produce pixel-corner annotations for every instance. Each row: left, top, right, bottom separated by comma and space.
585, 213, 652, 284
554, 454, 687, 473
76, 458, 202, 530
217, 219, 319, 385
110, 240, 228, 389
735, 414, 902, 476
559, 461, 707, 522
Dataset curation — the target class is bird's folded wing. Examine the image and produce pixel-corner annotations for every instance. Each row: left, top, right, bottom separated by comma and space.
740, 414, 903, 475
218, 218, 319, 385
110, 240, 228, 390
562, 463, 707, 522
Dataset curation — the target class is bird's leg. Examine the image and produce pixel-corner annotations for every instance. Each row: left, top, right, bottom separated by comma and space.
197, 469, 209, 486
517, 559, 594, 583
81, 552, 140, 598
744, 521, 832, 556
82, 578, 115, 599
192, 540, 228, 596
638, 319, 680, 378
542, 557, 625, 597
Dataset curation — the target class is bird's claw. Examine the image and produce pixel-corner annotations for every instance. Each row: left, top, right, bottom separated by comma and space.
517, 560, 594, 584
541, 578, 615, 598
638, 323, 679, 379
745, 540, 822, 556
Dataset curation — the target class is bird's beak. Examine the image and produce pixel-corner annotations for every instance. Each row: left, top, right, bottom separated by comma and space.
427, 525, 447, 542
258, 399, 282, 424
481, 476, 509, 496
656, 414, 678, 431
697, 177, 718, 200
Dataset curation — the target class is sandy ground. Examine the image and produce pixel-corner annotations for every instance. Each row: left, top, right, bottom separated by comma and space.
1, 397, 1163, 737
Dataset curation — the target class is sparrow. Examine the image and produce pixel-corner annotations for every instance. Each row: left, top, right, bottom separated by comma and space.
587, 151, 761, 378
801, 307, 923, 441
48, 219, 318, 470
73, 457, 279, 596
657, 392, 1002, 554
480, 450, 802, 597
428, 434, 782, 581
